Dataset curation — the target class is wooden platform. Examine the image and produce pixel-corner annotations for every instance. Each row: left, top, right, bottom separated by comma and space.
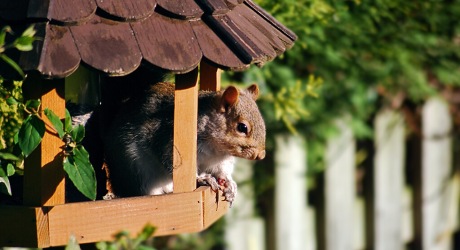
0, 186, 228, 248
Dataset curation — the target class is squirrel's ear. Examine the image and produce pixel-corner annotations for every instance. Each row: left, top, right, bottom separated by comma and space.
221, 86, 239, 112
246, 84, 259, 100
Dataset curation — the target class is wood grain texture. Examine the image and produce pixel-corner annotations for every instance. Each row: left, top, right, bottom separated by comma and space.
47, 192, 204, 246
199, 0, 230, 15
244, 0, 297, 42
23, 81, 66, 206
132, 12, 202, 74
4, 0, 296, 78
190, 20, 248, 71
205, 14, 263, 65
96, 0, 156, 21
156, 0, 203, 19
224, 0, 244, 9
227, 6, 277, 64
199, 186, 229, 229
0, 206, 49, 248
19, 22, 81, 78
51, 0, 96, 24
28, 0, 97, 24
70, 16, 142, 76
235, 4, 291, 55
200, 61, 221, 91
37, 24, 80, 78
0, 188, 228, 247
173, 68, 199, 193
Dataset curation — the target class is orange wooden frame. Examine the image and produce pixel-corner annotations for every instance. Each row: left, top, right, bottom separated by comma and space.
0, 61, 228, 248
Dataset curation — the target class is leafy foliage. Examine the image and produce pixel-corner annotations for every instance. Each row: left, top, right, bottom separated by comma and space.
0, 25, 37, 79
0, 26, 96, 200
228, 0, 460, 175
63, 143, 96, 200
96, 224, 157, 250
0, 26, 37, 195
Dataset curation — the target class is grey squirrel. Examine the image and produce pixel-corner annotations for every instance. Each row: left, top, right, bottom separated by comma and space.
103, 82, 266, 203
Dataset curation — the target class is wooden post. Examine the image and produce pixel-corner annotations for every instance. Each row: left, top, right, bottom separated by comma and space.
200, 61, 221, 91
173, 67, 199, 193
22, 76, 66, 206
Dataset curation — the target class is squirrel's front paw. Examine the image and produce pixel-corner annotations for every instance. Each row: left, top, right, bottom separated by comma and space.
197, 174, 219, 191
218, 178, 237, 205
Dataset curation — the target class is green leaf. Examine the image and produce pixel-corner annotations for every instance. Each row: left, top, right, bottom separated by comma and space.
14, 131, 19, 144
0, 54, 25, 78
0, 167, 6, 177
13, 25, 36, 52
44, 108, 65, 139
25, 99, 41, 113
65, 235, 81, 250
0, 168, 11, 196
63, 146, 96, 200
14, 36, 35, 51
18, 115, 45, 157
6, 163, 15, 176
21, 25, 36, 38
65, 109, 73, 133
71, 124, 85, 144
0, 152, 21, 161
133, 225, 156, 246
0, 26, 12, 46
95, 241, 109, 250
6, 97, 18, 105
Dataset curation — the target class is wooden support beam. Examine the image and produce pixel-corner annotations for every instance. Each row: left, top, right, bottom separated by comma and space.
22, 76, 66, 206
199, 186, 229, 229
173, 68, 199, 193
0, 187, 228, 247
47, 191, 204, 246
0, 206, 49, 248
200, 61, 221, 91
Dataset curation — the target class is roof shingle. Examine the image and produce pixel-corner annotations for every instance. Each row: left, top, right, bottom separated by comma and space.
0, 0, 296, 78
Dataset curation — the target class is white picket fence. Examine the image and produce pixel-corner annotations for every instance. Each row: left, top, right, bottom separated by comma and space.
225, 96, 460, 250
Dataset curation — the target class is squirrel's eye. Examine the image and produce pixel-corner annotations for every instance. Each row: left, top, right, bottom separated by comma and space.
237, 122, 248, 135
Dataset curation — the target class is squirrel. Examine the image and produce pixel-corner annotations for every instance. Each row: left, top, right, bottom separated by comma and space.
103, 82, 266, 203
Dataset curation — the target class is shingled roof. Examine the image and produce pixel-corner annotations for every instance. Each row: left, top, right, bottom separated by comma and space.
0, 0, 296, 78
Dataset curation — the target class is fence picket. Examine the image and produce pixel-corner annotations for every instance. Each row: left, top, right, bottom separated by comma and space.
319, 119, 356, 250
274, 134, 308, 250
225, 159, 265, 250
373, 110, 406, 250
419, 97, 454, 250
226, 98, 460, 250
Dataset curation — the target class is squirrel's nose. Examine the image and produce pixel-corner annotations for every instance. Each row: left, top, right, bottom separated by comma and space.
255, 150, 266, 160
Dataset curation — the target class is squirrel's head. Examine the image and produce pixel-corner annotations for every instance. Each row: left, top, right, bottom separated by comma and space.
214, 84, 266, 160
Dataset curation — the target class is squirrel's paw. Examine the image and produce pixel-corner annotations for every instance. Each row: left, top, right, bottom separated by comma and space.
218, 178, 237, 205
196, 174, 220, 191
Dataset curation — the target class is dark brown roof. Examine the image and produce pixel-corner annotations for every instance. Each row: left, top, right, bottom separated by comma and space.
0, 0, 296, 78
